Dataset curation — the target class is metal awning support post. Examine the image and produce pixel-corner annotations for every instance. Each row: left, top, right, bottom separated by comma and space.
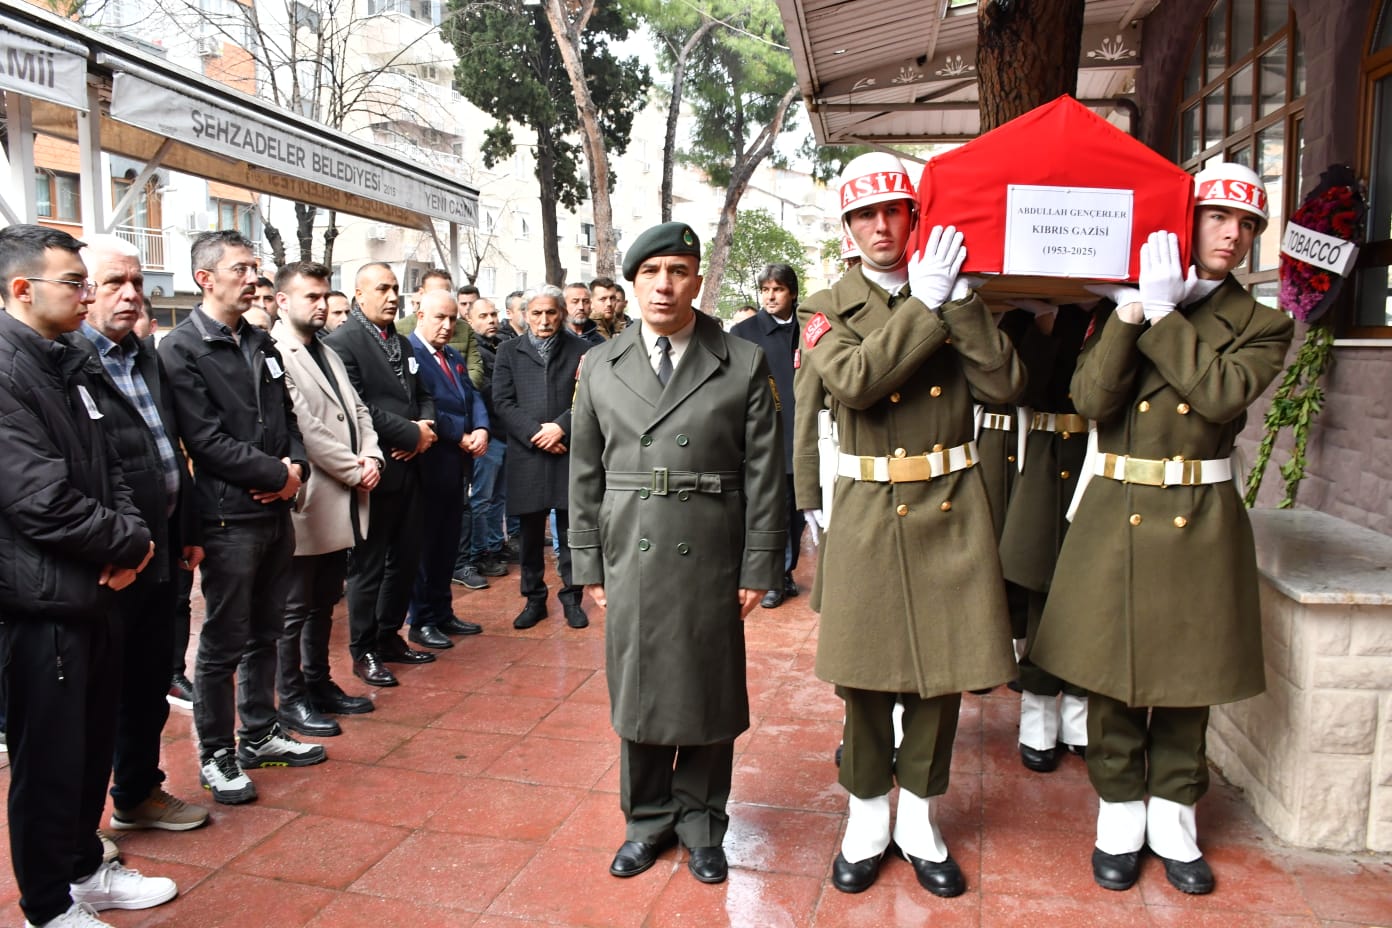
78, 78, 104, 235
4, 89, 36, 222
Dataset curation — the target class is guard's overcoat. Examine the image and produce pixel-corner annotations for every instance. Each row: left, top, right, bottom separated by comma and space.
1031, 278, 1293, 707
975, 310, 1033, 538
569, 312, 785, 746
793, 270, 1025, 697
997, 305, 1092, 592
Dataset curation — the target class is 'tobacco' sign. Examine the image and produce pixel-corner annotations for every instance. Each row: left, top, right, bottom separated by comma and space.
1280, 221, 1359, 277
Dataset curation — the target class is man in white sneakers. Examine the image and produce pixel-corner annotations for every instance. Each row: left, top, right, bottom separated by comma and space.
0, 224, 176, 927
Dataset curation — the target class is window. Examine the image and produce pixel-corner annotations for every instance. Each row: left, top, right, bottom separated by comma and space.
1352, 0, 1392, 335
212, 198, 255, 239
515, 270, 528, 292
477, 266, 496, 295
516, 211, 531, 239
35, 170, 80, 223
578, 221, 596, 247
1176, 0, 1303, 304
366, 0, 440, 24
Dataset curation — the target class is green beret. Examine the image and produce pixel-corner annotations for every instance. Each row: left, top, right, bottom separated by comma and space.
622, 222, 701, 281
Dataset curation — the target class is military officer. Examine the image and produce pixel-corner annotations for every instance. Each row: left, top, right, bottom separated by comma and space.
568, 222, 785, 886
1031, 163, 1294, 896
793, 152, 1023, 898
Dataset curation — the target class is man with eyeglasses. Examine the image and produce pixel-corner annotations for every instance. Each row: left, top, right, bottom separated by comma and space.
160, 231, 323, 807
0, 224, 173, 928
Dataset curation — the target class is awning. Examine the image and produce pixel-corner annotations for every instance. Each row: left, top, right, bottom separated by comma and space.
1, 0, 477, 234
774, 0, 1161, 146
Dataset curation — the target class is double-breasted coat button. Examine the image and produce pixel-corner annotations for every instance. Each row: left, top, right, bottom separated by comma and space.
677, 543, 691, 555
1177, 403, 1191, 414
676, 434, 690, 446
638, 488, 650, 499
678, 490, 690, 501
939, 501, 952, 512
1129, 513, 1142, 526
1138, 401, 1151, 413
1060, 470, 1070, 479
1174, 516, 1188, 528
337, 412, 345, 421
1061, 432, 1071, 439
931, 443, 944, 452
889, 392, 901, 403
638, 539, 651, 551
896, 504, 909, 517
929, 386, 942, 397
893, 448, 906, 458
1007, 455, 1017, 463
640, 434, 653, 446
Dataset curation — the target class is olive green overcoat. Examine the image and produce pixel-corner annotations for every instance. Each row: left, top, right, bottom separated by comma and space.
794, 271, 1025, 697
1031, 279, 1293, 707
568, 312, 786, 745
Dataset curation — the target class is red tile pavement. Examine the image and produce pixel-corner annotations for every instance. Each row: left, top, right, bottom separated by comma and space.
0, 546, 1388, 927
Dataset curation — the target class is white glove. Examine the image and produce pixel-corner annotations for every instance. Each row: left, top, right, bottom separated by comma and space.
1084, 283, 1142, 308
1138, 230, 1186, 324
950, 274, 984, 303
1006, 298, 1057, 318
803, 509, 825, 545
908, 225, 966, 308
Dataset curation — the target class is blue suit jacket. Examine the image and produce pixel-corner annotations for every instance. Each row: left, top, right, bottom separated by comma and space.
409, 333, 489, 489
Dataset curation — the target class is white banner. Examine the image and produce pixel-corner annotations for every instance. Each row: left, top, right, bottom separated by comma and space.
109, 73, 476, 226
0, 27, 88, 111
1003, 185, 1134, 278
1280, 221, 1359, 277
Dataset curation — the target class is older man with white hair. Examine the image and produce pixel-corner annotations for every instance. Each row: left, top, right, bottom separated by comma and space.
63, 234, 210, 835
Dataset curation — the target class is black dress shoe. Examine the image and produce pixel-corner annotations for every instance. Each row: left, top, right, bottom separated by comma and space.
278, 699, 342, 737
513, 602, 547, 630
783, 575, 799, 597
686, 846, 727, 884
1063, 742, 1086, 758
610, 840, 664, 877
352, 653, 399, 688
477, 557, 508, 577
831, 848, 887, 894
1020, 742, 1061, 773
308, 680, 374, 715
1091, 847, 1141, 891
1158, 853, 1214, 894
408, 625, 453, 649
378, 636, 437, 664
834, 743, 843, 767
563, 603, 589, 629
898, 848, 965, 897
438, 617, 483, 636
760, 588, 784, 609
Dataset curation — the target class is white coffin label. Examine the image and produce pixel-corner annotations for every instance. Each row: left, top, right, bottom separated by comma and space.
1003, 185, 1134, 279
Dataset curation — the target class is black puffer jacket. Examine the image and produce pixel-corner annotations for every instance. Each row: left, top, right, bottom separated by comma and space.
0, 311, 151, 619
159, 305, 308, 523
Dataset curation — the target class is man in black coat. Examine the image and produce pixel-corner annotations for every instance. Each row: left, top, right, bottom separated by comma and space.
325, 263, 439, 688
730, 263, 806, 608
161, 231, 321, 804
0, 224, 172, 926
65, 235, 209, 834
492, 286, 591, 630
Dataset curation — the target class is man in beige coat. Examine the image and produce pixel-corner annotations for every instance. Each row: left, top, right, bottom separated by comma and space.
272, 262, 384, 734
794, 153, 1022, 898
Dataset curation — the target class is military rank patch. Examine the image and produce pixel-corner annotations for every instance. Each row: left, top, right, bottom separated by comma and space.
804, 312, 831, 348
768, 375, 782, 411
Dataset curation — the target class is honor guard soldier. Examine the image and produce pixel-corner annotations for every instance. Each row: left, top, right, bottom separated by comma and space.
569, 222, 785, 886
793, 152, 1024, 897
1030, 163, 1294, 896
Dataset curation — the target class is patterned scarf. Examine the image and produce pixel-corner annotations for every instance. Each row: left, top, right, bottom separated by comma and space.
528, 331, 558, 365
349, 303, 404, 387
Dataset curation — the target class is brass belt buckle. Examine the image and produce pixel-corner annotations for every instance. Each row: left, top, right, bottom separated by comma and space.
652, 467, 669, 496
1123, 457, 1166, 487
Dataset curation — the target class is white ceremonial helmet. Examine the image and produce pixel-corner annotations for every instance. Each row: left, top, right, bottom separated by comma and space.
837, 151, 917, 217
1194, 162, 1269, 233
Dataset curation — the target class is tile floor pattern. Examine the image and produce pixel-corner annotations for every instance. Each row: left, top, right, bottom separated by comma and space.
0, 550, 1388, 927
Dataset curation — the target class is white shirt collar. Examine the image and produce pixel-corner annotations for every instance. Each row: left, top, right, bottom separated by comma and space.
641, 313, 698, 375
861, 265, 909, 295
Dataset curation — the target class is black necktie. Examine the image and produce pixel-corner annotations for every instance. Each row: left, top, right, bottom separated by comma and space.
656, 336, 673, 386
